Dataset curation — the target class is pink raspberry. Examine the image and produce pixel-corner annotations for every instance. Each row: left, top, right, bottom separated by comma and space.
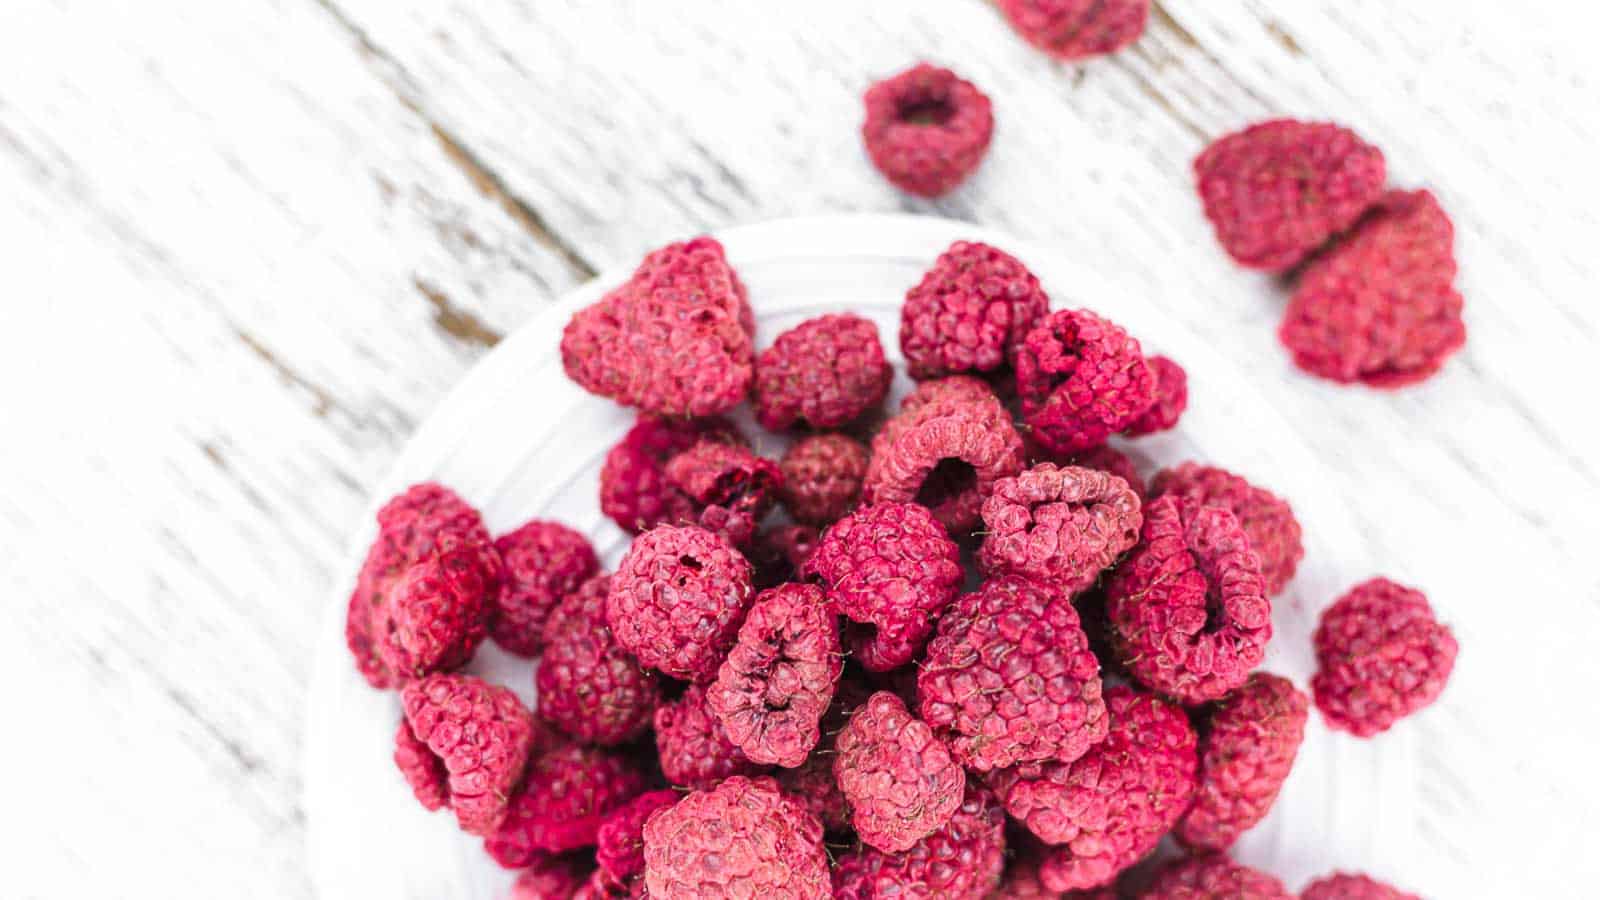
831, 781, 1006, 900
491, 519, 599, 656
862, 63, 994, 197
1016, 309, 1156, 456
1066, 444, 1148, 499
754, 313, 892, 431
748, 523, 822, 589
779, 433, 870, 527
977, 463, 1143, 595
998, 0, 1150, 61
1301, 873, 1421, 900
1312, 578, 1458, 737
606, 524, 754, 683
485, 742, 647, 865
1106, 496, 1271, 704
899, 241, 1050, 380
801, 502, 963, 672
663, 439, 783, 547
1151, 462, 1303, 596
654, 683, 766, 790
598, 413, 745, 534
508, 855, 594, 900
396, 673, 537, 836
1194, 119, 1387, 272
1139, 854, 1292, 900
643, 776, 831, 899
379, 548, 498, 683
1124, 355, 1188, 436
536, 574, 662, 746
775, 674, 872, 832
595, 790, 679, 891
834, 691, 965, 852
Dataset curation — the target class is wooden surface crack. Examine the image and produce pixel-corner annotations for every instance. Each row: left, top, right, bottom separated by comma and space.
413, 277, 503, 348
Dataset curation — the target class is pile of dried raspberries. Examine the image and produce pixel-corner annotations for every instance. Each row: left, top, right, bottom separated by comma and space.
347, 235, 1453, 898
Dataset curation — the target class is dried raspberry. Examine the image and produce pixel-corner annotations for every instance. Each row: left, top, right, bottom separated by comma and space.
1281, 189, 1466, 388
486, 742, 647, 865
1062, 444, 1147, 499
510, 855, 594, 900
536, 574, 662, 746
606, 525, 754, 683
832, 781, 1006, 900
1123, 356, 1187, 436
977, 464, 1143, 594
1176, 673, 1309, 851
1301, 873, 1421, 900
397, 673, 537, 836
643, 776, 831, 899
775, 674, 872, 832
801, 502, 963, 671
989, 687, 1197, 891
654, 683, 767, 789
1194, 119, 1386, 272
708, 583, 843, 767
900, 241, 1051, 380
572, 869, 640, 900
561, 237, 754, 417
754, 314, 892, 431
1311, 578, 1457, 737
998, 0, 1150, 61
598, 413, 745, 534
748, 523, 822, 589
1106, 496, 1271, 704
595, 790, 679, 890
864, 377, 1025, 533
990, 842, 1117, 900
492, 520, 599, 656
918, 575, 1107, 772
862, 63, 994, 198
834, 691, 965, 852
380, 549, 497, 682
1150, 463, 1302, 597
1139, 854, 1291, 900
779, 434, 870, 527
1016, 310, 1156, 456
664, 440, 783, 547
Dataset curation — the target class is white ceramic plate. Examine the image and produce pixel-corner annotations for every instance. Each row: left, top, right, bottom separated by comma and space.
304, 214, 1416, 899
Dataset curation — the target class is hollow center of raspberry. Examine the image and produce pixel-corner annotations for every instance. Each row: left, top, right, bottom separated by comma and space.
897, 96, 956, 127
916, 458, 977, 510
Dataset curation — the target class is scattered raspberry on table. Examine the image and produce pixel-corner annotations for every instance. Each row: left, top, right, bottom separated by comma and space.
1312, 577, 1458, 736
1301, 872, 1422, 900
998, 0, 1151, 61
862, 63, 994, 197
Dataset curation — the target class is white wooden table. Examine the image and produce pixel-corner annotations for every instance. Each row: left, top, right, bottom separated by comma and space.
1, 2, 1595, 897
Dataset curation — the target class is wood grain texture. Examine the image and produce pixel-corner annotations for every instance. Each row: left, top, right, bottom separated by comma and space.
0, 0, 1595, 897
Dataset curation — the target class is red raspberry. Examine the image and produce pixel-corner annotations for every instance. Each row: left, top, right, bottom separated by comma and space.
1016, 309, 1156, 456
1124, 355, 1187, 436
1176, 673, 1309, 851
654, 682, 767, 790
998, 0, 1150, 61
988, 687, 1197, 891
1280, 189, 1466, 388
572, 868, 641, 900
491, 520, 599, 656
663, 439, 783, 547
863, 377, 1025, 533
595, 790, 679, 891
1311, 578, 1458, 737
1139, 854, 1292, 900
831, 781, 1007, 900
862, 63, 994, 198
899, 241, 1050, 380
801, 502, 964, 672
643, 776, 831, 899
536, 574, 662, 746
834, 691, 965, 852
1301, 873, 1421, 900
1150, 462, 1303, 596
509, 855, 594, 900
748, 523, 822, 589
977, 463, 1143, 595
918, 575, 1108, 772
598, 413, 745, 534
1194, 119, 1387, 272
396, 673, 537, 836
1106, 496, 1271, 704
708, 583, 843, 767
380, 548, 498, 683
775, 674, 873, 832
779, 433, 870, 527
754, 314, 892, 431
606, 524, 754, 683
486, 742, 647, 865
1063, 444, 1148, 499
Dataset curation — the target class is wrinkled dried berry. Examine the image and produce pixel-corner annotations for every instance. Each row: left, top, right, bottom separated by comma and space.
654, 682, 767, 790
607, 524, 754, 683
998, 0, 1150, 61
492, 519, 599, 656
978, 463, 1143, 595
486, 742, 647, 866
748, 523, 822, 589
1138, 854, 1292, 899
397, 673, 537, 836
509, 855, 594, 900
1301, 872, 1421, 900
779, 433, 870, 527
754, 314, 892, 431
835, 691, 966, 853
595, 790, 679, 891
1151, 462, 1303, 597
1176, 673, 1308, 851
599, 414, 745, 535
1312, 577, 1457, 737
1016, 310, 1156, 456
900, 241, 1050, 380
1124, 355, 1187, 436
832, 781, 1006, 900
863, 63, 994, 197
643, 776, 831, 899
536, 574, 662, 746
664, 440, 783, 547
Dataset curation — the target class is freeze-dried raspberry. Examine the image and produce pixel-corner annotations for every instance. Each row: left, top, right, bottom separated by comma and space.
561, 237, 754, 417
643, 776, 831, 899
536, 574, 662, 746
832, 781, 1006, 900
1139, 854, 1291, 900
864, 377, 1025, 533
654, 683, 767, 789
599, 414, 746, 535
900, 241, 1051, 380
1061, 444, 1147, 499
595, 790, 679, 890
664, 440, 783, 547
1124, 356, 1187, 436
486, 742, 647, 865
1194, 119, 1386, 272
380, 548, 498, 683
989, 842, 1117, 900
775, 674, 872, 832
834, 691, 965, 852
1176, 673, 1308, 851
1151, 463, 1302, 597
1281, 189, 1466, 388
1106, 496, 1270, 704
606, 524, 754, 683
1311, 578, 1457, 737
918, 575, 1107, 772
572, 869, 641, 900
397, 673, 536, 836
1301, 873, 1421, 900
1016, 310, 1156, 456
754, 314, 892, 431
510, 855, 594, 900
998, 0, 1150, 61
978, 463, 1143, 594
748, 523, 822, 589
862, 63, 994, 198
989, 687, 1197, 891
491, 520, 599, 656
779, 434, 870, 526
801, 502, 963, 671
708, 583, 843, 767
901, 373, 1001, 413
